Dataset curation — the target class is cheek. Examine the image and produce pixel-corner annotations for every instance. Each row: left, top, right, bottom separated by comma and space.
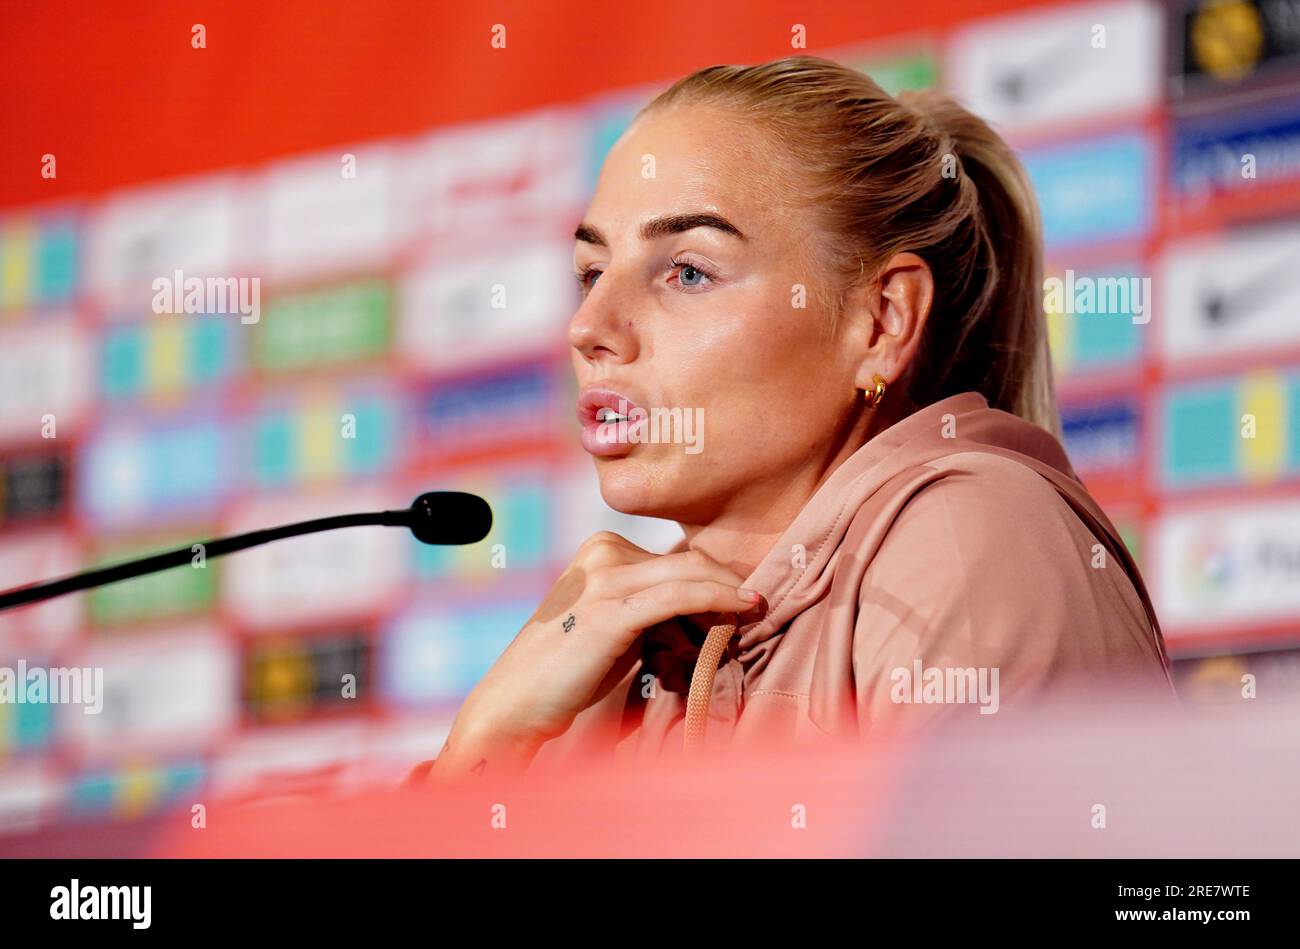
686, 297, 834, 403
658, 302, 839, 449
667, 289, 818, 377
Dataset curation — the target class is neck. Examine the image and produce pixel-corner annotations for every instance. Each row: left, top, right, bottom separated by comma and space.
678, 519, 786, 582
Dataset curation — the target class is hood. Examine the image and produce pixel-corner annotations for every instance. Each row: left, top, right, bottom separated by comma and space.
645, 391, 1163, 685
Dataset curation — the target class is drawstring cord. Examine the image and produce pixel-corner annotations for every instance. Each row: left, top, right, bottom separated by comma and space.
682, 613, 738, 753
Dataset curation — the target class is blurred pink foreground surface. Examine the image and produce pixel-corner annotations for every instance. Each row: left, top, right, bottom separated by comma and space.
140, 687, 1300, 858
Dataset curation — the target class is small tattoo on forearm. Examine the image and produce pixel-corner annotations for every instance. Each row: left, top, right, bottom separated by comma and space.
470, 758, 487, 777
562, 613, 576, 633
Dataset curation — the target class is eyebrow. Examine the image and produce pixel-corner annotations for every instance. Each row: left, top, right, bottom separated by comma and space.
574, 212, 747, 247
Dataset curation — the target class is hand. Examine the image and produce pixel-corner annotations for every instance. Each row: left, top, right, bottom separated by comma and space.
428, 531, 761, 782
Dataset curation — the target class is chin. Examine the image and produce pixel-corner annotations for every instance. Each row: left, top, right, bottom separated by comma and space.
594, 456, 685, 521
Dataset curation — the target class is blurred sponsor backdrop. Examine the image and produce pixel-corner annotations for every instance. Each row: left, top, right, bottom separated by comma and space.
2, 0, 1300, 839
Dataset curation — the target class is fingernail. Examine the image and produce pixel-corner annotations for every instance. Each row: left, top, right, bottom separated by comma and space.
738, 588, 761, 602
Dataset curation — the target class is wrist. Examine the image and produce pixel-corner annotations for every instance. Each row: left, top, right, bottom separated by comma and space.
428, 716, 543, 785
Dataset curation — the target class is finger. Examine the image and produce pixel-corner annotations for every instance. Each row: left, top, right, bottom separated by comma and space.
596, 549, 748, 599
616, 580, 761, 637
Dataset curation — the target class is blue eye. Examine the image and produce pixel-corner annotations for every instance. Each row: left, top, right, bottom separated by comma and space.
670, 256, 716, 290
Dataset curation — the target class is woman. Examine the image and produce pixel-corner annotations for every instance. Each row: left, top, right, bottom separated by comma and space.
411, 55, 1173, 785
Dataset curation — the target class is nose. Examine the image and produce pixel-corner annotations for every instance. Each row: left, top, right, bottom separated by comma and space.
566, 270, 639, 366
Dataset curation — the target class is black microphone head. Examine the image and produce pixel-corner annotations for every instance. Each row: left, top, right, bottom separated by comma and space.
407, 492, 493, 545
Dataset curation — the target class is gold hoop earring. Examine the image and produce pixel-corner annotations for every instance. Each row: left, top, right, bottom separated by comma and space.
864, 374, 887, 409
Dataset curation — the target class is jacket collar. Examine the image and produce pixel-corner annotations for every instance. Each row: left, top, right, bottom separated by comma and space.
650, 392, 1100, 675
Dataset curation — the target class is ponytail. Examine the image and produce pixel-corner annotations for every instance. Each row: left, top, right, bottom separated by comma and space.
896, 88, 1060, 438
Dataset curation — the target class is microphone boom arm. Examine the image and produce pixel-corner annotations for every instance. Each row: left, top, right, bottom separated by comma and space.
0, 493, 491, 612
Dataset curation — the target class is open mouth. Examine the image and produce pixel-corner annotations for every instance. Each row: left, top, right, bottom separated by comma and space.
577, 386, 647, 456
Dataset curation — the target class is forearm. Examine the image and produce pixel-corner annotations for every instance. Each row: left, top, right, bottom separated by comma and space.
422, 718, 543, 787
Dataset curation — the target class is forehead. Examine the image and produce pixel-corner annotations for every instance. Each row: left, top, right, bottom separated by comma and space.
585, 105, 792, 236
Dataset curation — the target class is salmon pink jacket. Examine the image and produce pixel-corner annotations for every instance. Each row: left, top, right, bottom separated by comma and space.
409, 391, 1175, 782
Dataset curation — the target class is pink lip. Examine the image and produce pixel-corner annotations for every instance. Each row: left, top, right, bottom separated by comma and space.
576, 385, 648, 457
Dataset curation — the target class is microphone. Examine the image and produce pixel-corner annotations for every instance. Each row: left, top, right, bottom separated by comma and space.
0, 491, 492, 612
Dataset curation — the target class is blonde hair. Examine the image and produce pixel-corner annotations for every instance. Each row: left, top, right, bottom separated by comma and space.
641, 55, 1061, 438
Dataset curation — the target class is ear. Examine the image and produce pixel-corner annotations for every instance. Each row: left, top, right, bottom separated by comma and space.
850, 252, 934, 392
